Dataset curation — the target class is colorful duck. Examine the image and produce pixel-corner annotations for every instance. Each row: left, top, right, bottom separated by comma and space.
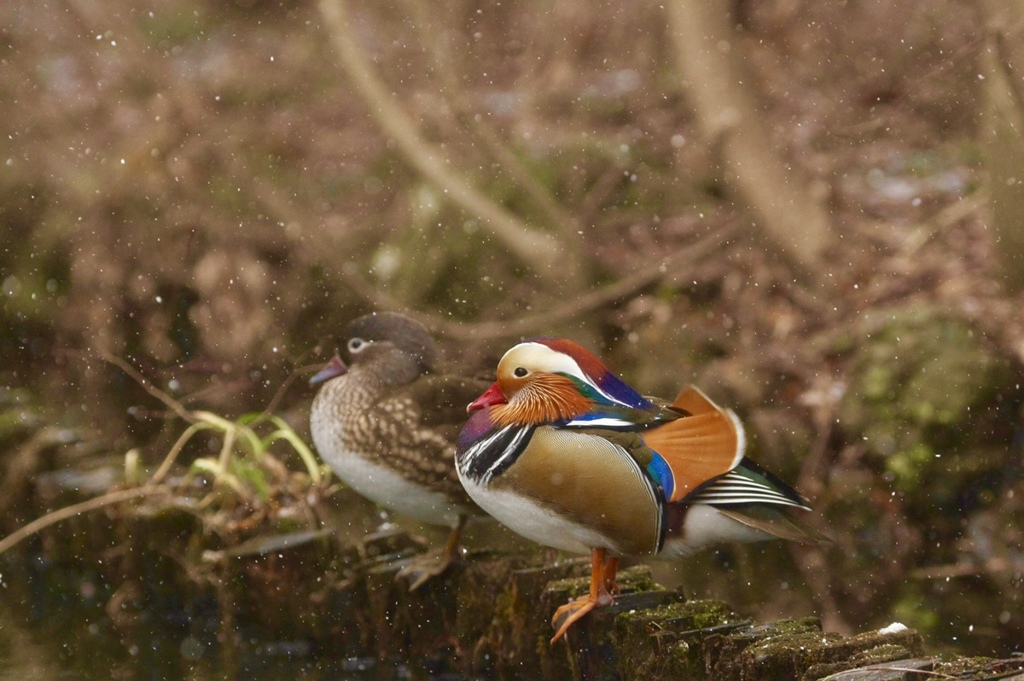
455, 338, 821, 641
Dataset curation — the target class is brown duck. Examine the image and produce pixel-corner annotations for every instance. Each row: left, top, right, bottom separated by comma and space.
310, 312, 489, 589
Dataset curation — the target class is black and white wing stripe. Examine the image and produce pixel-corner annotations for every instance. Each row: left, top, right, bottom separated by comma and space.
457, 425, 534, 486
688, 462, 810, 510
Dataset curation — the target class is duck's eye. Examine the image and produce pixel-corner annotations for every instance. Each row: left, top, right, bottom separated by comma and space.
513, 367, 529, 378
347, 337, 367, 353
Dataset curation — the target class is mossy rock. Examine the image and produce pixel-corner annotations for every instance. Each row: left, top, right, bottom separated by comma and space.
543, 563, 662, 603
707, 618, 925, 681
707, 617, 829, 680
615, 599, 741, 678
836, 305, 1013, 494
933, 655, 1024, 679
803, 644, 925, 679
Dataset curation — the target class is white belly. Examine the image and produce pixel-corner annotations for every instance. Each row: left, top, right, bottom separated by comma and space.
662, 504, 773, 556
311, 410, 462, 528
459, 476, 615, 555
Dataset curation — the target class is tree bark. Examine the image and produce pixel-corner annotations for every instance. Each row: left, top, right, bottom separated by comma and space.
981, 0, 1024, 293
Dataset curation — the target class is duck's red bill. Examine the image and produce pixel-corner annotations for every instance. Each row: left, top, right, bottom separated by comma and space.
467, 382, 507, 412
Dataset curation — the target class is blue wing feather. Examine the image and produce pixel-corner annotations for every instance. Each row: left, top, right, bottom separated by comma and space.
647, 452, 675, 500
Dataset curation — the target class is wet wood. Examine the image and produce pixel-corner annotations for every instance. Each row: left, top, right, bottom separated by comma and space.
6, 484, 1024, 680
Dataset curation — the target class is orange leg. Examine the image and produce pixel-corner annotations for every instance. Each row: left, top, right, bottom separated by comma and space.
603, 555, 621, 595
550, 548, 618, 643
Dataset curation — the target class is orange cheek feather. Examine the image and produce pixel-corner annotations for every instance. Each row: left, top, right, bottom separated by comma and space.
492, 374, 592, 426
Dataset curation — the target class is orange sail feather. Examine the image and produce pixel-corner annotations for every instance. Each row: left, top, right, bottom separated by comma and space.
643, 387, 745, 502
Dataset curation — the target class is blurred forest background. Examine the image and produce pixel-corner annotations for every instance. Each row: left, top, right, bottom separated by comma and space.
2, 0, 1024, 664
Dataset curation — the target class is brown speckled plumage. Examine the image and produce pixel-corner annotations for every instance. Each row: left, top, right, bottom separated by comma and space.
310, 312, 488, 528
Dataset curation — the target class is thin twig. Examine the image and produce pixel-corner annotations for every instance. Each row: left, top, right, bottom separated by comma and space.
253, 350, 320, 424
332, 228, 734, 341
315, 228, 734, 343
149, 421, 208, 485
833, 666, 952, 679
97, 351, 193, 422
910, 557, 1021, 580
421, 226, 739, 341
0, 486, 168, 555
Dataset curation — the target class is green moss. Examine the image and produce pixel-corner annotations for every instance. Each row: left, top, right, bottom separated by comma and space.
837, 305, 1011, 497
543, 563, 662, 603
544, 574, 593, 601
853, 643, 915, 664
0, 397, 42, 443
627, 637, 700, 678
614, 599, 738, 679
142, 8, 209, 44
892, 587, 940, 636
630, 599, 735, 629
884, 441, 935, 490
613, 564, 663, 593
803, 650, 923, 681
704, 618, 833, 680
933, 655, 1013, 679
613, 598, 737, 650
861, 363, 896, 401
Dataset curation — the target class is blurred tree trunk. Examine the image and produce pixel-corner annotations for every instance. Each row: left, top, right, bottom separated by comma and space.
981, 0, 1024, 294
667, 0, 833, 284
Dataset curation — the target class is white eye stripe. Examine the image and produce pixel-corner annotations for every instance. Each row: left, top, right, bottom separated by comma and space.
348, 337, 368, 353
503, 342, 595, 386
503, 342, 630, 407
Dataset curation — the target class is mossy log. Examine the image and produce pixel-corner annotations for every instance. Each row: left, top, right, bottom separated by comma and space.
6, 485, 1023, 681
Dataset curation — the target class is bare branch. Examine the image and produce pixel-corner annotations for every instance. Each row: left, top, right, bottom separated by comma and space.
374, 226, 739, 341
0, 486, 168, 555
910, 557, 1023, 580
318, 0, 579, 286
402, 0, 584, 243
97, 351, 193, 422
668, 0, 833, 281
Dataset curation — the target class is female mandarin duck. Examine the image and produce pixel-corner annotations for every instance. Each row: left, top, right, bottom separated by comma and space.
455, 338, 822, 642
310, 312, 489, 590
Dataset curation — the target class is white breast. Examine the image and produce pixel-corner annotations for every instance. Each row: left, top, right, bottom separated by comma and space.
310, 386, 462, 528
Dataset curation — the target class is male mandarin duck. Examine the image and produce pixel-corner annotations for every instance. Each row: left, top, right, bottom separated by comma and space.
310, 312, 490, 589
455, 338, 823, 642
